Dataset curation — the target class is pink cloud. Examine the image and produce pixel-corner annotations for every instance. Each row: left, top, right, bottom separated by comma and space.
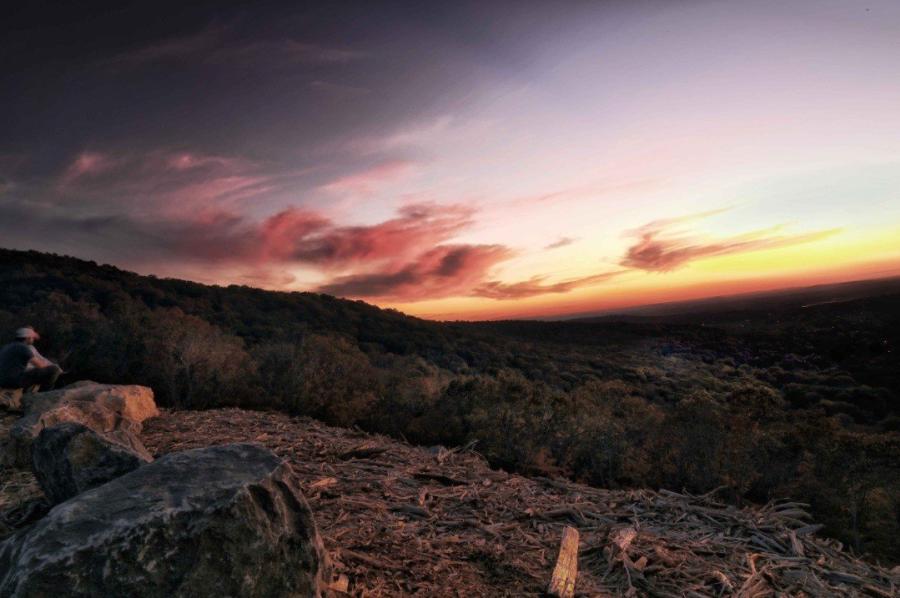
46, 148, 640, 302
317, 244, 513, 300
159, 175, 275, 218
136, 201, 510, 300
56, 148, 282, 219
163, 152, 246, 172
473, 271, 624, 300
259, 202, 474, 269
257, 209, 332, 261
621, 210, 840, 272
60, 152, 118, 185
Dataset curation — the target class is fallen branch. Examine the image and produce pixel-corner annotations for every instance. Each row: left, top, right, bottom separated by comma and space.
547, 526, 579, 598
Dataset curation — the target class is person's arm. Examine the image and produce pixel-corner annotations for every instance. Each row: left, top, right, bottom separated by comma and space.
28, 346, 54, 369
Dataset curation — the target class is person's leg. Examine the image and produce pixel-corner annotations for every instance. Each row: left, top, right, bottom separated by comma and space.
19, 365, 62, 392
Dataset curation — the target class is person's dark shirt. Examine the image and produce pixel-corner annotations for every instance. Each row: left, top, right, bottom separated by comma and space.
0, 342, 38, 387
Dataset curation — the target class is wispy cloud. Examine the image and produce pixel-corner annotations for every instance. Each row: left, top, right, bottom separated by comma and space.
60, 152, 119, 185
309, 80, 371, 97
473, 271, 624, 300
345, 116, 455, 155
209, 39, 365, 67
104, 25, 365, 70
163, 152, 247, 172
545, 236, 576, 250
39, 146, 849, 304
54, 148, 282, 218
102, 26, 224, 69
261, 203, 475, 270
621, 210, 840, 272
507, 177, 662, 209
320, 160, 416, 197
2, 177, 620, 302
317, 244, 513, 300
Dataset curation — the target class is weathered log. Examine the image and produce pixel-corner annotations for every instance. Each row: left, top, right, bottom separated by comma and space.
547, 525, 579, 598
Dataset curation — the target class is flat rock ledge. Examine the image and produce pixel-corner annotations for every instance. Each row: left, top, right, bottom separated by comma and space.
3, 381, 157, 468
0, 443, 328, 598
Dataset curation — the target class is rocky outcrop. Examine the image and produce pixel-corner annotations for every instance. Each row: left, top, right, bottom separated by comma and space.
4, 381, 157, 468
0, 443, 328, 597
0, 388, 22, 412
31, 422, 152, 505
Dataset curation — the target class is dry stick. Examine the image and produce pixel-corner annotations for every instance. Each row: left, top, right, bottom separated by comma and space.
338, 443, 389, 460
547, 525, 580, 598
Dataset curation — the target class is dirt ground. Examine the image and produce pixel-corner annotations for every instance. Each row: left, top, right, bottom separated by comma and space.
2, 407, 898, 596
141, 409, 898, 597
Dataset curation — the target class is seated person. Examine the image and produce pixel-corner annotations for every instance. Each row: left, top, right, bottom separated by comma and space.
0, 327, 62, 392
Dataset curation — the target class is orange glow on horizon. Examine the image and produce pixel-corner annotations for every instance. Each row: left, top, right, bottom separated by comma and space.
391, 261, 900, 321
382, 224, 900, 321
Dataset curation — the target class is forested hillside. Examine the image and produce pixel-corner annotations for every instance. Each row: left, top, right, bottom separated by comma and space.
1, 248, 897, 564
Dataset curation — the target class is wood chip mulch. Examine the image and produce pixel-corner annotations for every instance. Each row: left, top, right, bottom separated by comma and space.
139, 408, 900, 597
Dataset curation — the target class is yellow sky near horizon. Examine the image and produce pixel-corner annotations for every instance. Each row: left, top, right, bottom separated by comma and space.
390, 224, 900, 320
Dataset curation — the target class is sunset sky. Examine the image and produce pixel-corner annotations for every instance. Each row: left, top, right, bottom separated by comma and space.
2, 1, 899, 319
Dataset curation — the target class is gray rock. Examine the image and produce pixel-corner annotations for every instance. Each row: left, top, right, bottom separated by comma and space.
4, 381, 158, 468
31, 422, 152, 505
0, 443, 328, 597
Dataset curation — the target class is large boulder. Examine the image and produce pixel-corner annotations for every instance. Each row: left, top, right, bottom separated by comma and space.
31, 422, 152, 505
4, 381, 158, 468
0, 443, 329, 597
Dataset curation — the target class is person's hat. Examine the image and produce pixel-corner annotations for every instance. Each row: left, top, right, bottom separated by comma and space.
15, 327, 39, 340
